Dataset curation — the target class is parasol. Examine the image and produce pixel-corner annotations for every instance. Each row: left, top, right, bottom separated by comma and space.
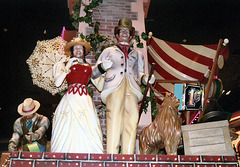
27, 36, 69, 95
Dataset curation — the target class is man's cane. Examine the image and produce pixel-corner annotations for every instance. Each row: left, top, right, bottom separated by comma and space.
139, 63, 156, 121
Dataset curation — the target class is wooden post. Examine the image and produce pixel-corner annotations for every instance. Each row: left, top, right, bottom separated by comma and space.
185, 111, 191, 125
198, 39, 223, 121
139, 63, 155, 120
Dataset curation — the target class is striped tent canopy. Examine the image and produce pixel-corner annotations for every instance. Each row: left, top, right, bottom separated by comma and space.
147, 37, 229, 107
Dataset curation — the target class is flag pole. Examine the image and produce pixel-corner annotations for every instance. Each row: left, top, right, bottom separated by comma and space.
139, 63, 156, 121
198, 38, 223, 122
155, 79, 200, 84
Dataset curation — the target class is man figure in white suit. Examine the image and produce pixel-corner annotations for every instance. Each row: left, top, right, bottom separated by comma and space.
92, 18, 155, 154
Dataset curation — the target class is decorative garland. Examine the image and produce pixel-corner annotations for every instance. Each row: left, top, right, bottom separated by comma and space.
70, 0, 148, 56
135, 32, 148, 48
70, 0, 157, 118
141, 87, 158, 120
71, 0, 114, 60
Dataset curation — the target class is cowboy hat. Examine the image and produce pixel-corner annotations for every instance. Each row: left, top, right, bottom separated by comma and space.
64, 36, 91, 56
114, 18, 135, 37
18, 98, 40, 116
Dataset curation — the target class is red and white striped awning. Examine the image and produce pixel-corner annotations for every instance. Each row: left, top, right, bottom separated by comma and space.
147, 36, 229, 105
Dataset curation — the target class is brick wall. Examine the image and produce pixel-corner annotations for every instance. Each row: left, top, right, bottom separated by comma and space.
4, 151, 238, 167
86, 0, 138, 41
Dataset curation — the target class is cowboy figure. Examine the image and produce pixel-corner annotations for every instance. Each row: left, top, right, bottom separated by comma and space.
8, 98, 50, 152
92, 18, 155, 154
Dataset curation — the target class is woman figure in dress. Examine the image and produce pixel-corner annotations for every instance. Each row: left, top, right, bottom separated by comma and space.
51, 36, 103, 153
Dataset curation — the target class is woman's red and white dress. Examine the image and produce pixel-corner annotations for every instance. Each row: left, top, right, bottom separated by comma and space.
51, 63, 103, 153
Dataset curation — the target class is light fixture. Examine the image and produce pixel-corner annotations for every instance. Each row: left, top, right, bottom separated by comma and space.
226, 90, 231, 95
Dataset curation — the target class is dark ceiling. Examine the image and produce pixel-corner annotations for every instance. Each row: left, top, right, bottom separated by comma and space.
145, 0, 240, 114
0, 0, 239, 139
0, 0, 74, 139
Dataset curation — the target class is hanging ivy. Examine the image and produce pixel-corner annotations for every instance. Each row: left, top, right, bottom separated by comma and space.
135, 32, 148, 48
70, 0, 148, 56
70, 0, 157, 118
141, 86, 158, 120
70, 0, 114, 57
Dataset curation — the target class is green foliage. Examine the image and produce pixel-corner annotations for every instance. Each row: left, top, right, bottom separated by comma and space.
150, 90, 158, 120
141, 32, 148, 40
137, 43, 144, 48
70, 0, 157, 118
70, 0, 113, 55
88, 87, 94, 97
135, 35, 140, 42
71, 1, 148, 55
141, 86, 158, 119
135, 32, 148, 48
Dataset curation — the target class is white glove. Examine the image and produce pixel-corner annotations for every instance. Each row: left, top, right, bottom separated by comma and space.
8, 142, 17, 152
25, 133, 39, 142
65, 58, 79, 70
142, 74, 155, 85
101, 60, 113, 71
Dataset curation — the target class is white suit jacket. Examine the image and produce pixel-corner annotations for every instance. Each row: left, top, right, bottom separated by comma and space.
92, 45, 145, 104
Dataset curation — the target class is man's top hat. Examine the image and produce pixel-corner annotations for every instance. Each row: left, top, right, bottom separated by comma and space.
114, 18, 135, 37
